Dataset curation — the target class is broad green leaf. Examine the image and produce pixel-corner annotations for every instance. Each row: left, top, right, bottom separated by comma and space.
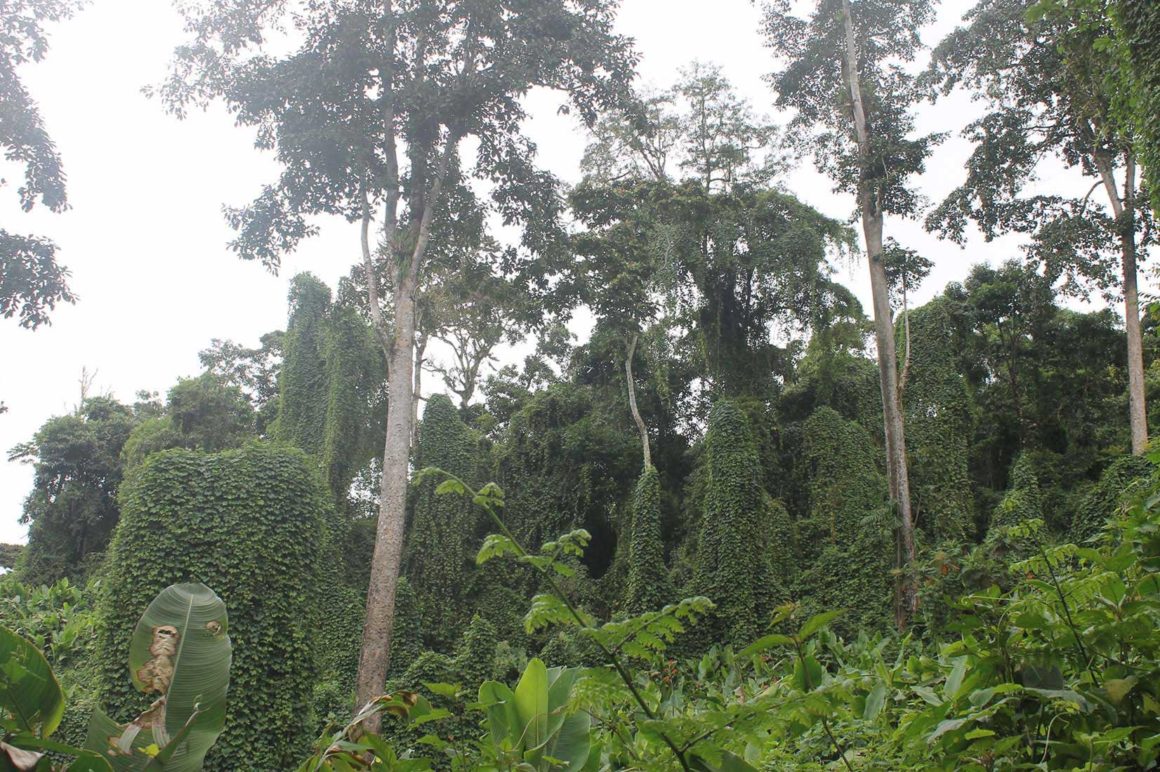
478, 680, 519, 748
88, 583, 231, 771
797, 610, 843, 640
0, 626, 65, 737
421, 682, 460, 699
928, 717, 970, 742
791, 655, 824, 692
477, 534, 521, 565
944, 657, 967, 701
434, 479, 466, 497
4, 732, 114, 771
543, 712, 591, 770
1105, 676, 1138, 705
739, 634, 795, 658
864, 682, 887, 721
514, 659, 550, 755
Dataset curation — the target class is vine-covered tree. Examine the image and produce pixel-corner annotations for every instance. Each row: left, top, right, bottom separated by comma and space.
763, 0, 939, 626
622, 465, 673, 614
96, 444, 327, 770
989, 452, 1044, 535
403, 394, 479, 649
903, 299, 975, 543
692, 400, 789, 647
798, 405, 893, 633
0, 0, 81, 328
157, 0, 635, 713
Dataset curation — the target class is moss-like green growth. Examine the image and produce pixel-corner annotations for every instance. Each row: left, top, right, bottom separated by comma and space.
276, 274, 332, 457
387, 576, 425, 679
1072, 454, 1155, 541
275, 274, 383, 504
903, 300, 975, 543
989, 453, 1044, 535
318, 294, 384, 500
404, 394, 480, 650
496, 383, 637, 581
691, 401, 789, 647
798, 406, 892, 633
622, 466, 674, 614
94, 444, 326, 770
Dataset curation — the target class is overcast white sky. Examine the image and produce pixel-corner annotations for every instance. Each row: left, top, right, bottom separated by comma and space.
0, 0, 1104, 542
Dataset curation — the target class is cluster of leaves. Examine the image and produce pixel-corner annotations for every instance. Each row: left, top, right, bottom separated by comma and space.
1, 582, 233, 772
0, 0, 81, 329
93, 445, 327, 770
306, 459, 1160, 770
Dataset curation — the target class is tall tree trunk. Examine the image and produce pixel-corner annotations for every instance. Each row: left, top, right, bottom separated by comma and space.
412, 331, 427, 447
356, 275, 418, 711
1096, 152, 1148, 454
355, 132, 456, 727
625, 333, 651, 470
841, 0, 916, 628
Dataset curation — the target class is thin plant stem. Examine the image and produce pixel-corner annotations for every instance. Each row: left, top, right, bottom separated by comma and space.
429, 469, 693, 772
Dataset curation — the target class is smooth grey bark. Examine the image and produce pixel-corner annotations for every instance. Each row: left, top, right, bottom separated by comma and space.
841, 0, 916, 627
625, 333, 652, 470
1095, 151, 1148, 455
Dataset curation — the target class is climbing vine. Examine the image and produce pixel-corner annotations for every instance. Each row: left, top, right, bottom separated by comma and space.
93, 444, 327, 770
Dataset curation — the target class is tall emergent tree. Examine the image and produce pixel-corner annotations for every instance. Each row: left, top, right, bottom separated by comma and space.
0, 0, 81, 328
926, 0, 1156, 454
763, 0, 939, 625
1119, 2, 1160, 215
157, 0, 635, 715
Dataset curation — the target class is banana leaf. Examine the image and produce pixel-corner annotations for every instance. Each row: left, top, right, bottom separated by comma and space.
86, 583, 231, 771
0, 626, 64, 738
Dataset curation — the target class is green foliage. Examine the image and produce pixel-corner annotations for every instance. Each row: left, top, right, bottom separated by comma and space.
198, 332, 283, 436
0, 625, 111, 771
1121, 1, 1160, 214
1073, 453, 1154, 541
164, 374, 254, 454
10, 397, 142, 586
2, 625, 66, 738
798, 407, 892, 633
904, 300, 976, 543
990, 453, 1045, 534
0, 577, 100, 750
318, 288, 384, 501
478, 658, 593, 771
295, 693, 435, 772
0, 0, 81, 329
764, 0, 938, 220
275, 274, 384, 505
85, 583, 232, 771
451, 615, 499, 691
692, 401, 787, 647
623, 466, 674, 614
94, 444, 326, 770
120, 375, 258, 474
404, 395, 480, 649
0, 577, 96, 672
496, 383, 638, 580
275, 274, 332, 459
